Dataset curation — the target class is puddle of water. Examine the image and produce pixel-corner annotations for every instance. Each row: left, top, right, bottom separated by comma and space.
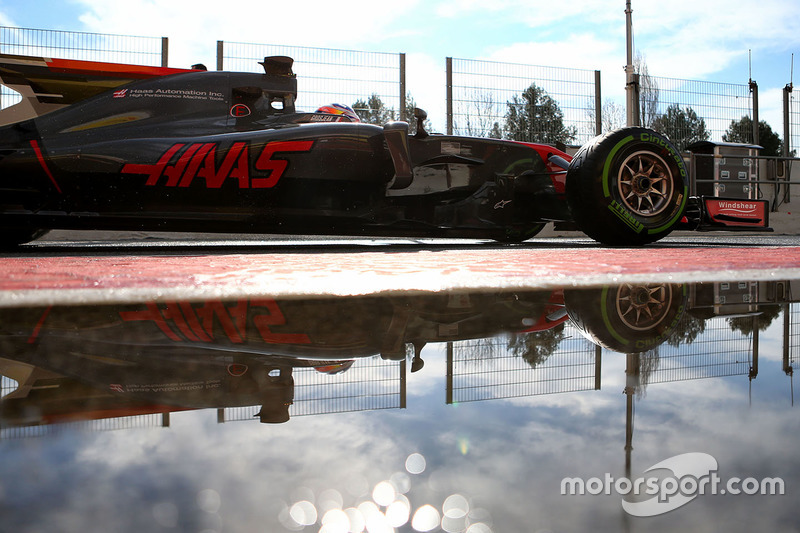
1, 279, 797, 531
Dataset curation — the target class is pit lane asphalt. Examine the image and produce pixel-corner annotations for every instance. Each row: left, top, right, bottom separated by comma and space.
2, 232, 800, 308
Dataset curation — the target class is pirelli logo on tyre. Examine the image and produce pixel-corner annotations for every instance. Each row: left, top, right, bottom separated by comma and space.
608, 199, 645, 233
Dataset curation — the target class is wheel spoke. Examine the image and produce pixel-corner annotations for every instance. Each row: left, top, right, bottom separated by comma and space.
616, 151, 674, 217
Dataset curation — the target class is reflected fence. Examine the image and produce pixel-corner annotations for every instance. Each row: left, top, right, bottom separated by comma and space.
3, 293, 800, 438
447, 326, 601, 403
220, 358, 406, 424
647, 314, 755, 384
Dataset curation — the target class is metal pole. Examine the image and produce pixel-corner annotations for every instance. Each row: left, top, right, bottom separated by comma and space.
784, 304, 791, 375
783, 84, 793, 204
594, 345, 602, 390
160, 37, 168, 68
624, 1, 638, 127
784, 84, 792, 158
216, 40, 224, 71
594, 70, 602, 136
446, 57, 453, 135
750, 80, 760, 146
399, 53, 407, 122
446, 341, 454, 404
399, 359, 407, 409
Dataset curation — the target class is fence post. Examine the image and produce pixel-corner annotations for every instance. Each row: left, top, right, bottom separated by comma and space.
160, 37, 168, 67
216, 40, 224, 71
399, 53, 406, 122
446, 57, 453, 135
784, 84, 793, 203
594, 70, 602, 135
784, 84, 793, 157
750, 80, 759, 146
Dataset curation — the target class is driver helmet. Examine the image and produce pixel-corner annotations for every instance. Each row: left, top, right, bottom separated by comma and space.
316, 103, 360, 122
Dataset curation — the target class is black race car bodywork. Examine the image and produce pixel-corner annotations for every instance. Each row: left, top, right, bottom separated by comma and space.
0, 54, 770, 247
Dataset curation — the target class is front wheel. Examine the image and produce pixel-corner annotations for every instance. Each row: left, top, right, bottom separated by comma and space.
566, 127, 687, 246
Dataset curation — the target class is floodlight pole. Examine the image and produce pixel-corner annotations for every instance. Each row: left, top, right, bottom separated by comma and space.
625, 0, 639, 126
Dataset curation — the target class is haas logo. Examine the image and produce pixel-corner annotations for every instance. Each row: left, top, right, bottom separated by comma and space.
121, 140, 314, 189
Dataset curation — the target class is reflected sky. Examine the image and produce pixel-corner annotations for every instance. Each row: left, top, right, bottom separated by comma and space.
0, 280, 798, 532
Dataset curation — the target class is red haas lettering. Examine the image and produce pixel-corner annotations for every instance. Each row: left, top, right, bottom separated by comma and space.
119, 300, 311, 345
121, 140, 314, 189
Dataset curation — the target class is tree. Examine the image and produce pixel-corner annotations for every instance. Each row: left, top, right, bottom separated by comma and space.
403, 93, 433, 133
586, 98, 626, 135
651, 104, 710, 151
508, 324, 567, 369
504, 83, 576, 145
457, 90, 503, 138
352, 92, 432, 132
727, 305, 782, 335
352, 93, 395, 125
723, 116, 783, 156
635, 52, 660, 128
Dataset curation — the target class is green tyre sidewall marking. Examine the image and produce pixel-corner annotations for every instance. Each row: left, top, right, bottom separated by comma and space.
599, 286, 630, 348
602, 135, 634, 198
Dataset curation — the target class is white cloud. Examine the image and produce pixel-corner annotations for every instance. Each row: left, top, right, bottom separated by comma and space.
73, 0, 422, 68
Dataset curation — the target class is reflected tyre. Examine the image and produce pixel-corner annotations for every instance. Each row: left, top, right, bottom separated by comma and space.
565, 283, 686, 353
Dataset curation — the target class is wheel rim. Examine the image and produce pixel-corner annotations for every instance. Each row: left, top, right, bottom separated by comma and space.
616, 150, 674, 217
615, 284, 673, 331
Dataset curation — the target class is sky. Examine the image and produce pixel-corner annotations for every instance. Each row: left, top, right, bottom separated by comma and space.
1, 0, 799, 131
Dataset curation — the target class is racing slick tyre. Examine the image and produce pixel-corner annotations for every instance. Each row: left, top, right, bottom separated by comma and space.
0, 227, 48, 249
565, 283, 686, 353
565, 127, 687, 246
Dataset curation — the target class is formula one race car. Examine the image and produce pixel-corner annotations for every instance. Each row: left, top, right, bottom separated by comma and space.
0, 54, 770, 247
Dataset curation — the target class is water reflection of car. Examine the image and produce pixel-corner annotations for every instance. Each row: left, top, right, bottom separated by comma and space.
3, 281, 793, 426
0, 290, 566, 425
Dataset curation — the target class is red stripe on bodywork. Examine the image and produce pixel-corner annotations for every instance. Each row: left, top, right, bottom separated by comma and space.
30, 140, 62, 193
45, 57, 196, 79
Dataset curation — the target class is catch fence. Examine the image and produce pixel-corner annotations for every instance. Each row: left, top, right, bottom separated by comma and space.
639, 75, 754, 151
1, 25, 799, 187
446, 57, 601, 145
217, 40, 405, 119
0, 26, 166, 110
790, 90, 800, 156
0, 26, 167, 64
